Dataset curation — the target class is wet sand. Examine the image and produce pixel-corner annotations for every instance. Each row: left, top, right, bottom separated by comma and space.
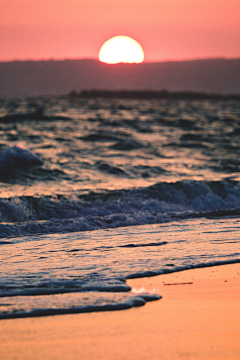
0, 263, 239, 360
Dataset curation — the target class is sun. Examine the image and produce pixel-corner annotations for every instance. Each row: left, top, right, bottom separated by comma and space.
99, 36, 144, 64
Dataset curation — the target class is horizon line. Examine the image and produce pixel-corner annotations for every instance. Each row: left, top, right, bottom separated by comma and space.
1, 56, 240, 64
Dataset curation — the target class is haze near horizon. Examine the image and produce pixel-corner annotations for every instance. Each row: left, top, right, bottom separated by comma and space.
1, 0, 240, 63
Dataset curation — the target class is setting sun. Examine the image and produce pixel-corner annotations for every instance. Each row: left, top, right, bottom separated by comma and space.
99, 36, 144, 64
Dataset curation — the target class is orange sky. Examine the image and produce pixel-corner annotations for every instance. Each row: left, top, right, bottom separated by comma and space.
1, 0, 240, 62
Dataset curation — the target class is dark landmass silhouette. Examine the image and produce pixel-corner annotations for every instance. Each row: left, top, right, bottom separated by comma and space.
0, 58, 240, 98
72, 89, 240, 101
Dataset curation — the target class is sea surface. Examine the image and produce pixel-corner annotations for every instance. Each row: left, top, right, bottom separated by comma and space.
0, 96, 240, 318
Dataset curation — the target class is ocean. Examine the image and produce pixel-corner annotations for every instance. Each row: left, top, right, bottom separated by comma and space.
0, 96, 240, 318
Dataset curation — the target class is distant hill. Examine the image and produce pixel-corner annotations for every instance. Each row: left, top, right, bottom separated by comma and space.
0, 58, 240, 98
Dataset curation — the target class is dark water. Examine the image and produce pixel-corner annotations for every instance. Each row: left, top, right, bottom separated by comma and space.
0, 97, 240, 318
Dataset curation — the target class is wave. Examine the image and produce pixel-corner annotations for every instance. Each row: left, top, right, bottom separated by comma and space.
0, 108, 71, 123
0, 146, 68, 183
0, 146, 43, 180
1, 179, 240, 238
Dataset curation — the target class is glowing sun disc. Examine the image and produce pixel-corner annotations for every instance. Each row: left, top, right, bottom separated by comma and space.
99, 36, 144, 64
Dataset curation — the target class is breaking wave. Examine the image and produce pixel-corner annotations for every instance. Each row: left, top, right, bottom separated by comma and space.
1, 179, 240, 238
0, 146, 43, 180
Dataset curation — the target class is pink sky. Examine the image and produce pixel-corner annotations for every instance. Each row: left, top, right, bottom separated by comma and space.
1, 0, 240, 62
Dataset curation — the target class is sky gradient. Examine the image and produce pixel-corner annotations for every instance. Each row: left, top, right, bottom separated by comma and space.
1, 0, 240, 62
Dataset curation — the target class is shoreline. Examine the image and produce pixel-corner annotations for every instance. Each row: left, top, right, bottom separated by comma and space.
0, 263, 239, 359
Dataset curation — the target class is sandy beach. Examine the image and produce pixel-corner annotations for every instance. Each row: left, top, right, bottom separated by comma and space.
0, 263, 239, 360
